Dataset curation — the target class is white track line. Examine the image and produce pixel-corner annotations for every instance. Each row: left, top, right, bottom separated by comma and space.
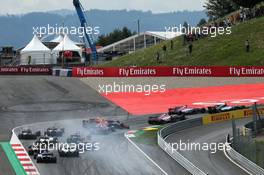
124, 132, 168, 175
223, 142, 252, 175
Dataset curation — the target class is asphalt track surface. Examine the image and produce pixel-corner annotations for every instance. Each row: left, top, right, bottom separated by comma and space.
15, 119, 168, 175
0, 76, 189, 175
167, 118, 252, 175
1, 76, 263, 175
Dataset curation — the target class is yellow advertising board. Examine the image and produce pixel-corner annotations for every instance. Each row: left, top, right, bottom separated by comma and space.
202, 107, 264, 125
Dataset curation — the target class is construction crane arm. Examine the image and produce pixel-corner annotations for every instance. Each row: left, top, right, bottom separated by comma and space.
73, 0, 98, 62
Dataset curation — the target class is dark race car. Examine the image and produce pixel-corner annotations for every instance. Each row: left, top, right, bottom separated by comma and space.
36, 151, 57, 163
169, 106, 206, 115
58, 145, 79, 157
38, 136, 58, 145
83, 118, 130, 131
28, 143, 42, 156
44, 127, 64, 137
168, 106, 187, 115
93, 124, 115, 135
148, 113, 186, 125
82, 118, 102, 128
18, 129, 41, 140
207, 104, 247, 114
28, 141, 48, 159
107, 120, 130, 130
66, 133, 86, 144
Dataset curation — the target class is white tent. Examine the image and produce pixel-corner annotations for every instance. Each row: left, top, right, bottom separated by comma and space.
146, 31, 182, 40
21, 35, 52, 65
50, 34, 64, 43
52, 35, 84, 63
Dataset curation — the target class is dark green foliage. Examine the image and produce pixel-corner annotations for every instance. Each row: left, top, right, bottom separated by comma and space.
97, 27, 136, 46
197, 18, 207, 26
204, 0, 239, 20
232, 0, 264, 8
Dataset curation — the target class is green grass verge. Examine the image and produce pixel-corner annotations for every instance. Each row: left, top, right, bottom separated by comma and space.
0, 143, 27, 175
132, 126, 163, 145
100, 16, 264, 67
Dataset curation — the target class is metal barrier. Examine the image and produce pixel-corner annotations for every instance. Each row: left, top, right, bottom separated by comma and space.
225, 136, 264, 175
157, 118, 207, 175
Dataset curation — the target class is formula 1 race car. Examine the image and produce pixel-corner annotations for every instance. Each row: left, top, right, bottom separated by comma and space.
82, 118, 102, 128
36, 151, 57, 163
66, 133, 85, 144
28, 141, 49, 159
94, 125, 115, 135
107, 120, 130, 130
168, 106, 206, 115
148, 113, 186, 125
207, 104, 247, 114
168, 106, 187, 115
83, 118, 130, 130
38, 136, 58, 144
58, 145, 79, 157
18, 129, 41, 140
28, 143, 42, 156
44, 127, 65, 137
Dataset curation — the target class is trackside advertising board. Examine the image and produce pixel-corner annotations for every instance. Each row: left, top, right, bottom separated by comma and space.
0, 66, 52, 75
202, 107, 264, 125
72, 66, 264, 77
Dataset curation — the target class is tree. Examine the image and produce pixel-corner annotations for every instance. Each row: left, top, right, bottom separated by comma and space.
232, 0, 264, 8
97, 27, 135, 46
122, 27, 132, 38
204, 0, 239, 20
197, 18, 207, 26
182, 21, 190, 33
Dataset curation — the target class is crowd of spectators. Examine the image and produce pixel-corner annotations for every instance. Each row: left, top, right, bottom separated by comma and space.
182, 6, 264, 54
155, 5, 264, 62
228, 6, 264, 24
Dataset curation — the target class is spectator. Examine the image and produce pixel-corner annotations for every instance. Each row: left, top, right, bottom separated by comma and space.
162, 44, 167, 59
183, 35, 187, 45
170, 40, 174, 50
188, 43, 193, 55
27, 56, 31, 65
162, 44, 167, 53
155, 51, 160, 63
240, 11, 244, 22
245, 40, 250, 52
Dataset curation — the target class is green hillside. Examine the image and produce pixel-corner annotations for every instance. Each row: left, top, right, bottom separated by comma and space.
100, 16, 264, 67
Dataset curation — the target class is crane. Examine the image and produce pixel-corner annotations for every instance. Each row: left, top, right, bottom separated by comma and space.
73, 0, 98, 63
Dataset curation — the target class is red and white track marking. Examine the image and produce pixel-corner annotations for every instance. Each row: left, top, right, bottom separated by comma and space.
102, 83, 264, 115
10, 131, 39, 175
11, 144, 39, 175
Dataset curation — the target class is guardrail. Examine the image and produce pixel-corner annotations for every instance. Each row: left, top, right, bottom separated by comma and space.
225, 136, 264, 175
157, 118, 207, 175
